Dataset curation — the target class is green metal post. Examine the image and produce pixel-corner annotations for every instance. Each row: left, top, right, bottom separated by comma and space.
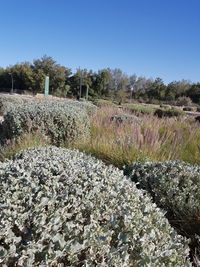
44, 76, 49, 97
86, 84, 89, 100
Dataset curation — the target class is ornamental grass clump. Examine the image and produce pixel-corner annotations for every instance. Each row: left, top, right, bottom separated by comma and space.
0, 146, 191, 266
1, 101, 90, 145
126, 161, 200, 264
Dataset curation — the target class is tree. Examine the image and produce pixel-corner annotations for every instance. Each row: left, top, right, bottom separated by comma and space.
187, 83, 200, 103
32, 55, 71, 94
166, 80, 192, 100
92, 69, 113, 96
111, 68, 129, 91
9, 62, 34, 92
148, 78, 166, 100
69, 68, 94, 98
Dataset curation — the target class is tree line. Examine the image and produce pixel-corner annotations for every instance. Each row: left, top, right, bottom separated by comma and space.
0, 55, 200, 104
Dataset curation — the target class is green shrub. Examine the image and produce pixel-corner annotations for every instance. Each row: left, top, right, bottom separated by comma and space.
176, 96, 193, 106
93, 99, 117, 108
1, 101, 90, 145
79, 97, 86, 101
154, 108, 184, 118
111, 113, 141, 124
122, 104, 155, 115
126, 160, 200, 264
0, 146, 190, 266
160, 104, 171, 109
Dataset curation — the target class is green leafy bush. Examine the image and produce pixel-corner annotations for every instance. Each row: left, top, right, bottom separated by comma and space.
160, 104, 171, 109
93, 99, 117, 108
126, 160, 200, 264
122, 104, 155, 115
0, 146, 190, 266
176, 96, 193, 106
154, 108, 184, 118
111, 113, 141, 124
1, 101, 90, 145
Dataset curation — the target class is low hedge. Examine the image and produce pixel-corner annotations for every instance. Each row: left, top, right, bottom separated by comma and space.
160, 104, 171, 109
1, 101, 90, 145
111, 113, 141, 124
93, 99, 117, 108
0, 147, 190, 266
126, 160, 200, 264
154, 108, 184, 118
122, 104, 155, 115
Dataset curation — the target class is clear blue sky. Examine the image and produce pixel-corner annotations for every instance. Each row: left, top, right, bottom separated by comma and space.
0, 0, 200, 83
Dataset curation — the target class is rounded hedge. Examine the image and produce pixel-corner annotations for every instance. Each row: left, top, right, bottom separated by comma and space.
1, 101, 90, 145
0, 147, 190, 266
154, 108, 184, 118
160, 104, 171, 110
126, 160, 200, 263
93, 99, 117, 108
111, 113, 141, 124
64, 101, 97, 116
0, 94, 31, 116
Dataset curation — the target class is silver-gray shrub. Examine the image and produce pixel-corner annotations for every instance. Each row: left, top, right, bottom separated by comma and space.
111, 113, 141, 124
1, 101, 90, 145
0, 94, 32, 116
0, 146, 191, 266
65, 101, 97, 116
126, 160, 200, 264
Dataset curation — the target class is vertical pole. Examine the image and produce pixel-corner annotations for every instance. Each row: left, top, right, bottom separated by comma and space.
86, 84, 89, 100
9, 73, 14, 93
44, 76, 49, 97
11, 74, 14, 93
79, 68, 82, 98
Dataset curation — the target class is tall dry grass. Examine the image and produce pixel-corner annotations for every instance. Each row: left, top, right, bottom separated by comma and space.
73, 107, 200, 168
0, 128, 50, 160
1, 106, 200, 168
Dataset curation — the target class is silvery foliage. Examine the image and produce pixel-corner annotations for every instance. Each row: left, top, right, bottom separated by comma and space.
65, 101, 97, 116
1, 101, 91, 145
0, 94, 31, 116
126, 160, 200, 262
0, 146, 191, 266
111, 114, 141, 124
126, 161, 200, 220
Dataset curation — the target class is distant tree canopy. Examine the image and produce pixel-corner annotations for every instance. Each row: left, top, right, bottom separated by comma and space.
0, 55, 199, 104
